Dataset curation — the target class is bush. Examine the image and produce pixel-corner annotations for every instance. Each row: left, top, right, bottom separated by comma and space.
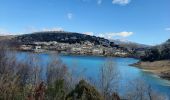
46, 79, 66, 100
141, 48, 160, 61
66, 80, 104, 100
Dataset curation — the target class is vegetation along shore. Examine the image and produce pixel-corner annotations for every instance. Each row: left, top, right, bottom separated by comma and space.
131, 39, 170, 80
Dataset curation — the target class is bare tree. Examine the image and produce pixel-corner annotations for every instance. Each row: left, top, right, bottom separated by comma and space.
0, 48, 44, 99
98, 58, 120, 100
46, 55, 68, 99
0, 48, 22, 99
65, 60, 87, 91
46, 55, 67, 85
125, 79, 168, 100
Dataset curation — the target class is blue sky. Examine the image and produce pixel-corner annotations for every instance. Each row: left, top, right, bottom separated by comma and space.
0, 0, 170, 45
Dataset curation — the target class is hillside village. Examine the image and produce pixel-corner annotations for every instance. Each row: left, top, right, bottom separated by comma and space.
2, 31, 147, 57
0, 31, 147, 57
20, 41, 129, 57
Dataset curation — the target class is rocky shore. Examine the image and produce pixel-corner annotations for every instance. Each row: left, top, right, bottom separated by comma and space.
131, 60, 170, 80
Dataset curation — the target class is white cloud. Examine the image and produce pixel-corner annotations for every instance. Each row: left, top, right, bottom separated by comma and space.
97, 31, 133, 39
112, 0, 131, 5
0, 28, 13, 36
97, 0, 102, 5
116, 31, 133, 37
67, 13, 73, 20
83, 32, 94, 36
165, 28, 170, 31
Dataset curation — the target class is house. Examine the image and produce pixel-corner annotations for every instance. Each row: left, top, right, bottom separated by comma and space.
20, 45, 33, 50
35, 46, 41, 50
92, 48, 103, 55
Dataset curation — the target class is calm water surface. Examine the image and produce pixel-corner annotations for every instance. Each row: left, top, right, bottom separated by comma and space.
16, 52, 170, 98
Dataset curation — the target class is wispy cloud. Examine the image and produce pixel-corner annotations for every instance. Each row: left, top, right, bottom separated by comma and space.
97, 0, 102, 5
67, 13, 73, 20
165, 28, 170, 31
112, 0, 131, 5
83, 32, 94, 36
97, 31, 133, 39
0, 28, 13, 36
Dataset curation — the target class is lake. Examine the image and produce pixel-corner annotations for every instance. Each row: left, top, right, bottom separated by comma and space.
16, 52, 170, 98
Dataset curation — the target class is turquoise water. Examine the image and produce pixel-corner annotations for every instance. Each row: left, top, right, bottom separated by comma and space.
16, 52, 170, 98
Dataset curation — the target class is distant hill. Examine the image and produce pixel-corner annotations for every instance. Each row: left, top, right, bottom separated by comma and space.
0, 35, 16, 46
110, 39, 149, 50
14, 31, 111, 47
141, 39, 170, 61
1, 31, 153, 58
0, 35, 14, 41
3, 31, 149, 50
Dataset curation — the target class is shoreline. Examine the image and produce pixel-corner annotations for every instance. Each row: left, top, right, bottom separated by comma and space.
130, 60, 170, 81
16, 49, 133, 58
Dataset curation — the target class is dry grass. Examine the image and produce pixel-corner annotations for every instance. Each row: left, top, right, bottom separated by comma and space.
133, 60, 170, 78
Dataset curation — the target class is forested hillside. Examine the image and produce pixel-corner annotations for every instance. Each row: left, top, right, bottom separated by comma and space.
15, 31, 111, 46
141, 39, 170, 61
